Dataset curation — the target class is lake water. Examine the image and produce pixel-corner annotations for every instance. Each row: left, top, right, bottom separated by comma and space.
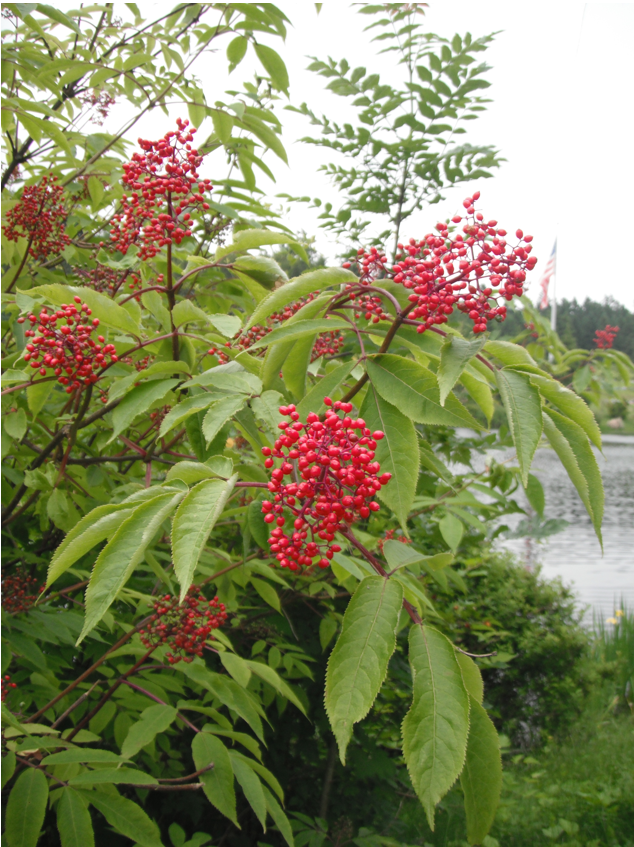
493, 434, 634, 622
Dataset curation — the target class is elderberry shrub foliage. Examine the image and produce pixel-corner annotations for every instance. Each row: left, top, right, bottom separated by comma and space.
0, 8, 630, 847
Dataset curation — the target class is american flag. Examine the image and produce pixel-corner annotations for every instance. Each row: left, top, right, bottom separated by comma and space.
539, 240, 557, 309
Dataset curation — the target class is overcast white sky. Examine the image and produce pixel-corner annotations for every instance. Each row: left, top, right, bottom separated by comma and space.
78, 3, 634, 309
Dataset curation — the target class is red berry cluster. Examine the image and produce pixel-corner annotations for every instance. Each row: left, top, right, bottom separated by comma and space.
109, 119, 212, 259
19, 296, 117, 391
139, 588, 227, 664
75, 264, 125, 295
347, 193, 537, 334
1, 675, 17, 702
261, 401, 391, 571
310, 330, 345, 362
1, 569, 41, 613
3, 174, 70, 260
206, 346, 231, 365
80, 89, 116, 125
149, 405, 171, 428
594, 324, 619, 349
350, 292, 391, 324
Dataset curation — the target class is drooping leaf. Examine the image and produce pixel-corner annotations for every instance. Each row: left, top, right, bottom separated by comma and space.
402, 625, 470, 830
57, 787, 95, 847
121, 704, 178, 759
89, 791, 163, 847
4, 767, 48, 847
359, 386, 419, 530
250, 577, 281, 611
296, 360, 357, 419
253, 43, 289, 91
180, 664, 265, 741
79, 490, 185, 643
172, 475, 238, 600
530, 373, 601, 449
229, 752, 267, 829
438, 336, 487, 405
525, 473, 545, 516
263, 785, 295, 847
495, 368, 543, 486
219, 652, 252, 688
439, 512, 463, 551
216, 229, 307, 262
459, 370, 494, 425
192, 732, 238, 826
325, 576, 403, 763
46, 503, 135, 587
460, 696, 502, 845
542, 408, 604, 544
367, 355, 483, 429
245, 268, 356, 330
110, 379, 180, 440
202, 395, 248, 445
245, 660, 306, 715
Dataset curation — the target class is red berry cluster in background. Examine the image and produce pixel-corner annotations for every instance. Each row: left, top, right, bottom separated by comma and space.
139, 588, 227, 664
109, 118, 212, 259
75, 264, 125, 295
80, 88, 116, 125
1, 568, 41, 613
229, 294, 345, 363
594, 324, 619, 349
18, 296, 117, 392
377, 528, 410, 553
350, 292, 391, 324
261, 400, 391, 571
3, 174, 70, 260
346, 192, 537, 334
1, 675, 17, 702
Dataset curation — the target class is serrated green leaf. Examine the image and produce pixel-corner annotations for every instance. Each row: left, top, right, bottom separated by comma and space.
248, 319, 347, 351
79, 491, 184, 643
5, 767, 48, 847
263, 785, 294, 847
530, 373, 601, 449
485, 339, 539, 369
4, 409, 27, 440
525, 473, 545, 516
121, 704, 178, 759
219, 652, 252, 688
245, 660, 306, 715
495, 368, 543, 486
24, 284, 139, 335
216, 229, 308, 263
250, 577, 281, 611
229, 752, 267, 829
158, 394, 218, 438
227, 34, 248, 68
460, 696, 502, 845
542, 408, 603, 544
110, 379, 180, 440
459, 370, 494, 426
192, 732, 238, 825
325, 575, 403, 763
180, 664, 265, 741
172, 475, 238, 600
439, 512, 463, 551
367, 355, 483, 429
402, 625, 470, 830
89, 791, 163, 847
57, 787, 95, 847
438, 336, 486, 405
47, 503, 134, 587
1, 750, 16, 788
245, 268, 356, 329
455, 653, 483, 704
166, 457, 233, 485
359, 386, 419, 530
202, 395, 248, 444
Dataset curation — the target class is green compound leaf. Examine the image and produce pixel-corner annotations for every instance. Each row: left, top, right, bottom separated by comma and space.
5, 767, 48, 847
460, 696, 502, 845
359, 386, 419, 530
192, 732, 238, 826
367, 354, 483, 430
437, 335, 487, 405
495, 368, 543, 486
121, 704, 178, 760
245, 268, 356, 330
530, 373, 602, 449
542, 408, 604, 545
89, 791, 163, 847
79, 490, 185, 643
325, 575, 403, 764
56, 787, 95, 847
402, 625, 470, 830
46, 502, 134, 587
172, 475, 238, 601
